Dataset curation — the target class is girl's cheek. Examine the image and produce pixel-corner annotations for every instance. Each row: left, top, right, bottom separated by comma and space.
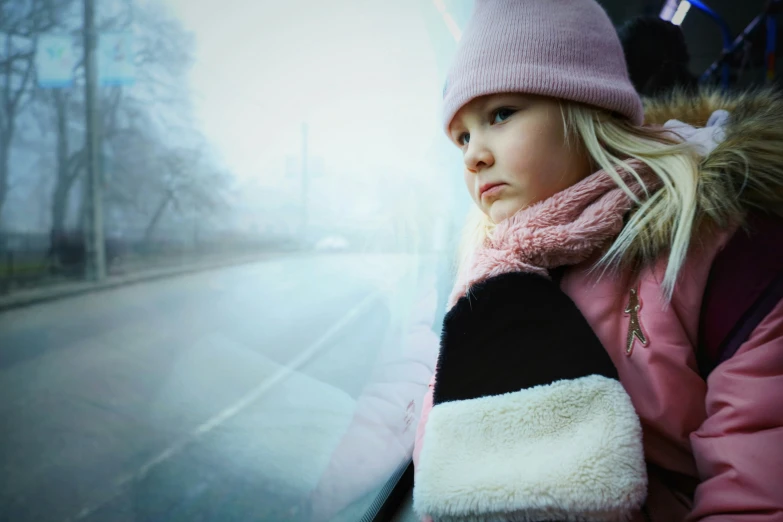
463, 172, 481, 207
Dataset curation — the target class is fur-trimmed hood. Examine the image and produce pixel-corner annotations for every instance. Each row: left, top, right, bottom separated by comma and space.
641, 87, 783, 258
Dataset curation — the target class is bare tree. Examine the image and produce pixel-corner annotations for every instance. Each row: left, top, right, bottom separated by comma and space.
120, 143, 227, 243
5, 0, 234, 265
49, 90, 83, 239
40, 0, 205, 252
0, 0, 61, 224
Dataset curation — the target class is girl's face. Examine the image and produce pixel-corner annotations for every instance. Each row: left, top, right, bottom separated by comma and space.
449, 94, 592, 223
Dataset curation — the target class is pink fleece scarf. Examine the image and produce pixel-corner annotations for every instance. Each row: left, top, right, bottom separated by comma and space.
448, 165, 658, 309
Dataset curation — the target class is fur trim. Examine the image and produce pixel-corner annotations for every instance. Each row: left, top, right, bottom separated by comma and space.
637, 87, 783, 262
413, 375, 647, 522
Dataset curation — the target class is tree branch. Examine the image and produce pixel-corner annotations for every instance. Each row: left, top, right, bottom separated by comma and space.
0, 51, 35, 69
2, 31, 12, 112
8, 37, 36, 113
65, 149, 85, 184
102, 87, 123, 138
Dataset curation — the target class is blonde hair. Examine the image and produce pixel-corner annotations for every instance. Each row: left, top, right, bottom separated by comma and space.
457, 102, 702, 299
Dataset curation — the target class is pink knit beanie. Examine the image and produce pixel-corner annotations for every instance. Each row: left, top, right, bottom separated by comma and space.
442, 0, 644, 132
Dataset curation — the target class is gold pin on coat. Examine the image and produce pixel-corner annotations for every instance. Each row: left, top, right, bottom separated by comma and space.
624, 287, 647, 355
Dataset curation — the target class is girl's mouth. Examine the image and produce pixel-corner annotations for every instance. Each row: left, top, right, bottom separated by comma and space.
480, 182, 507, 199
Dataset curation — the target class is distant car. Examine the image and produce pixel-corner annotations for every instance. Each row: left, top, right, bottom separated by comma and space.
314, 236, 349, 252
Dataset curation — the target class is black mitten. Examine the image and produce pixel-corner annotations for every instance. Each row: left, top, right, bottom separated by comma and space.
414, 272, 647, 522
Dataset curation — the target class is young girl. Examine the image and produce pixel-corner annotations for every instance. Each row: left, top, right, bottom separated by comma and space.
412, 1, 783, 521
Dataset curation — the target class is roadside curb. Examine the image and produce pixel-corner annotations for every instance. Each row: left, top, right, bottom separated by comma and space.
0, 252, 297, 313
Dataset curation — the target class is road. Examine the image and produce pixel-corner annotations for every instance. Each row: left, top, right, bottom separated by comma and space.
0, 253, 441, 522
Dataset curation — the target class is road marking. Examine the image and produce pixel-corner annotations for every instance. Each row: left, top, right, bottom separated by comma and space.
66, 289, 384, 521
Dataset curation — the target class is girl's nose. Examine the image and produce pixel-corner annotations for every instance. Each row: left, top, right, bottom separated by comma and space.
464, 138, 494, 173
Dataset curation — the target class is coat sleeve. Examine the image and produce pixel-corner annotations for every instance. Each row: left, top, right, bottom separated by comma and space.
412, 373, 436, 472
413, 273, 646, 522
413, 373, 435, 522
688, 298, 783, 521
308, 280, 440, 522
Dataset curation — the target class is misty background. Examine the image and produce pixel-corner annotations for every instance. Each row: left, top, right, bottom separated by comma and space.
1, 0, 470, 288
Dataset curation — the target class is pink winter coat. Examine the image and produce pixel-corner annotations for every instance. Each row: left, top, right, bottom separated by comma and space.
414, 90, 783, 521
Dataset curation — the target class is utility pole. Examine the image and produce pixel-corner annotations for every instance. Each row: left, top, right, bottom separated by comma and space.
83, 0, 106, 280
301, 122, 309, 236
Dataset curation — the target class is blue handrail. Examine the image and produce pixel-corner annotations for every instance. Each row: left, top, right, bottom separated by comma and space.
767, 13, 777, 82
699, 0, 783, 88
688, 0, 733, 88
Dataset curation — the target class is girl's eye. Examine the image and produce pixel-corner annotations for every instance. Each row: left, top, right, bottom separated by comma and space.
492, 108, 516, 124
458, 132, 470, 146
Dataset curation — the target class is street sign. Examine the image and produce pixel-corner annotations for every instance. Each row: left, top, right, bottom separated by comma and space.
98, 32, 135, 86
36, 34, 76, 88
